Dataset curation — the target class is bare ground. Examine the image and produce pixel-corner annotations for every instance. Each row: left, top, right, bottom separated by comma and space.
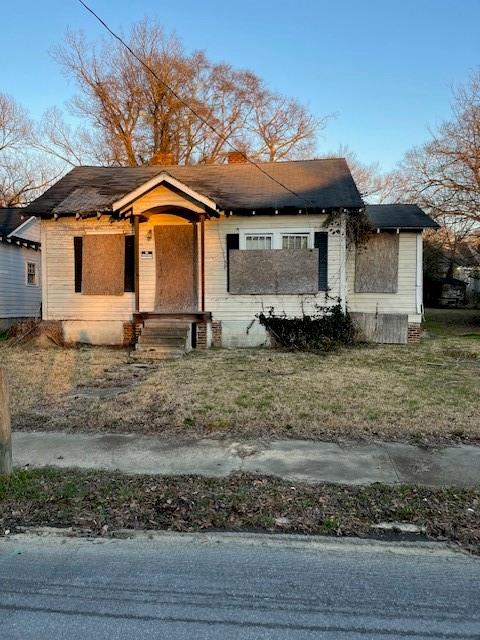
1, 468, 479, 554
2, 309, 479, 445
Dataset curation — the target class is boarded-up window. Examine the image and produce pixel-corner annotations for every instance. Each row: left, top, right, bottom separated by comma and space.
82, 234, 125, 296
229, 249, 319, 294
355, 233, 399, 293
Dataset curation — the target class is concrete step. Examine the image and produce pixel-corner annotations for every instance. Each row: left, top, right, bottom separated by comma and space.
138, 339, 187, 349
132, 351, 184, 361
141, 328, 189, 338
137, 320, 191, 356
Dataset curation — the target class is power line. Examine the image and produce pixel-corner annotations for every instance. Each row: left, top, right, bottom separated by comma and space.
76, 0, 312, 209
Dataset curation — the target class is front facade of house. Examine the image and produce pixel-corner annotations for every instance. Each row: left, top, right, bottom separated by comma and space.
0, 208, 41, 330
25, 158, 437, 348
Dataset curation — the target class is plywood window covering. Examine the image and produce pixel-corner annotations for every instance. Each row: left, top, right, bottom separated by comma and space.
81, 234, 125, 296
282, 234, 309, 250
229, 248, 319, 294
355, 232, 399, 294
245, 234, 272, 250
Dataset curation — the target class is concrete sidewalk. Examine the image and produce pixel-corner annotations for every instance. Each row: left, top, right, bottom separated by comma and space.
12, 431, 480, 487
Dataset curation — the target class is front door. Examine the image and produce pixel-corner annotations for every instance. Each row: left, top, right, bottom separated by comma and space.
154, 224, 197, 312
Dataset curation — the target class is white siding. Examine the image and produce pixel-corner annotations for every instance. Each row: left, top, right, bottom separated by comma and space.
346, 231, 422, 322
0, 243, 41, 318
42, 217, 134, 321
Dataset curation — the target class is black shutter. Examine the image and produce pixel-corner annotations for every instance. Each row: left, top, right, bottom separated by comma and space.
314, 232, 328, 291
226, 233, 239, 293
74, 236, 83, 293
124, 235, 135, 292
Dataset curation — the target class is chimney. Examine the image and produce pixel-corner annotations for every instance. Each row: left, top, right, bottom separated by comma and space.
150, 151, 175, 166
227, 150, 247, 164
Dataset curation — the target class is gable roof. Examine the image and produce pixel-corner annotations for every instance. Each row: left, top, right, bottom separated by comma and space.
0, 208, 27, 236
366, 204, 440, 230
24, 158, 364, 218
0, 208, 41, 250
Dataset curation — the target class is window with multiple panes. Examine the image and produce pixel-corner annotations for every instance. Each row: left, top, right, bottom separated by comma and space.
26, 261, 37, 286
281, 234, 309, 249
245, 234, 273, 250
241, 230, 312, 250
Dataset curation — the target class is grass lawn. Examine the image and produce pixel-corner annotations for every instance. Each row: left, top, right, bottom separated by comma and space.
2, 308, 479, 445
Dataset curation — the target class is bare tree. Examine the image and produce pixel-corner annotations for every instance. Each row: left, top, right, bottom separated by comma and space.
399, 70, 480, 225
327, 145, 396, 202
50, 20, 327, 166
250, 91, 326, 162
0, 93, 61, 207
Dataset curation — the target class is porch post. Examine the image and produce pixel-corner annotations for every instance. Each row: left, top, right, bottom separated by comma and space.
134, 213, 140, 313
200, 215, 205, 312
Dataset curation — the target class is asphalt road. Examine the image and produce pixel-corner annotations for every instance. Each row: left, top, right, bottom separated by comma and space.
0, 532, 479, 639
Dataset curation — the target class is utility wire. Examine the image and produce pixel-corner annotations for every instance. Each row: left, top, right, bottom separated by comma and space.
76, 0, 313, 209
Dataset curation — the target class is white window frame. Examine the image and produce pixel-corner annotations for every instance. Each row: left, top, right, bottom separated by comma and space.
239, 228, 314, 250
243, 233, 274, 250
26, 261, 38, 287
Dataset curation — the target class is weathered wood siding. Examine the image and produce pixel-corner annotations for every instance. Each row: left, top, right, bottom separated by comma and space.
347, 232, 422, 322
0, 243, 41, 318
351, 312, 409, 344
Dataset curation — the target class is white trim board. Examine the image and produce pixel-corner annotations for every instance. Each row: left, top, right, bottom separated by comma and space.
112, 172, 218, 213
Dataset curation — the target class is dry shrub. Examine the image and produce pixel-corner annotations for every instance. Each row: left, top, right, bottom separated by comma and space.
6, 320, 64, 347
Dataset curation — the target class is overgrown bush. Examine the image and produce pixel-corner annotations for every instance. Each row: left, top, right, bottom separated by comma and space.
258, 304, 357, 352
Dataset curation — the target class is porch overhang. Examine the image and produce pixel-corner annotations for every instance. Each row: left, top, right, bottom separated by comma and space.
112, 172, 219, 218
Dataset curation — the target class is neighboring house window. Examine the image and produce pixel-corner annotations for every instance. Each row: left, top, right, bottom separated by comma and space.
26, 261, 38, 286
245, 234, 273, 250
282, 234, 309, 250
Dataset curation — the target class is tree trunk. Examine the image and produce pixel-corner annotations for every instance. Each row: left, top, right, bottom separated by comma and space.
0, 368, 12, 476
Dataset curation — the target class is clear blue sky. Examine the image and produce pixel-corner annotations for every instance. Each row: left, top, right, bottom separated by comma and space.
2, 0, 479, 171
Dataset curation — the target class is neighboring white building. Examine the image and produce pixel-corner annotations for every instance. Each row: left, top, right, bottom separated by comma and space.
24, 158, 438, 349
0, 208, 41, 330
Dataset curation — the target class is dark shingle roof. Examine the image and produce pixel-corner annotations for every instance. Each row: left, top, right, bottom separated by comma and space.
24, 158, 363, 217
366, 204, 439, 230
0, 208, 28, 236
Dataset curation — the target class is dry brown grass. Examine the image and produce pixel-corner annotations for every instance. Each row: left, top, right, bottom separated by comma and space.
2, 309, 479, 445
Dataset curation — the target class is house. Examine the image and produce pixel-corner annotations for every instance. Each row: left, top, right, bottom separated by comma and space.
424, 228, 480, 307
0, 208, 41, 330
23, 156, 438, 351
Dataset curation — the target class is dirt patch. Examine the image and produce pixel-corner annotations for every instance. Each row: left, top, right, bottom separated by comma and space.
1, 469, 479, 554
